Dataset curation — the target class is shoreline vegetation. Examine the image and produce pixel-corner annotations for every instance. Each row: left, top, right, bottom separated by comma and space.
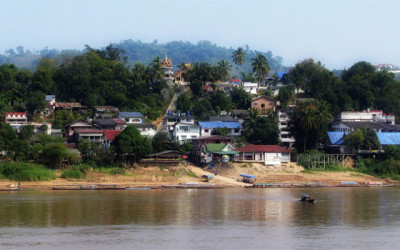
0, 162, 396, 191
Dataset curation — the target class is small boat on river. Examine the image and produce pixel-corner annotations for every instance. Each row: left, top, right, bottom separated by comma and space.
299, 194, 315, 203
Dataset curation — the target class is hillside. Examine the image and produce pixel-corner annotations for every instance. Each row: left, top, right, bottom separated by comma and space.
0, 40, 286, 73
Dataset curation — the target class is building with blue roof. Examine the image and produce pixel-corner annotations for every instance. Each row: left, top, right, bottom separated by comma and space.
376, 132, 400, 146
118, 112, 144, 124
198, 121, 242, 137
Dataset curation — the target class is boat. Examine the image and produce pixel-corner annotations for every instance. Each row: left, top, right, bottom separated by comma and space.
52, 185, 128, 190
125, 187, 151, 190
299, 194, 315, 203
161, 184, 225, 189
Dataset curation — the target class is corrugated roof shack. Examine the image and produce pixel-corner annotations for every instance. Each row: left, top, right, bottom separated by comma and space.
140, 150, 182, 167
234, 145, 292, 166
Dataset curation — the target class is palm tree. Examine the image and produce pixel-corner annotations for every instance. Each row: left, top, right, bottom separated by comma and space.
243, 108, 261, 138
150, 57, 164, 83
251, 54, 269, 84
232, 47, 246, 66
300, 105, 319, 152
232, 47, 246, 78
217, 60, 232, 81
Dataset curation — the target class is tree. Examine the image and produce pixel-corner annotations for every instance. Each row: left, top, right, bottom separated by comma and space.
211, 127, 230, 136
176, 94, 193, 113
251, 54, 269, 84
40, 143, 79, 168
288, 100, 333, 152
190, 79, 203, 97
152, 131, 171, 153
232, 47, 246, 66
0, 123, 17, 153
230, 85, 251, 109
26, 91, 45, 115
344, 129, 365, 151
232, 47, 246, 77
112, 125, 152, 162
217, 60, 232, 81
277, 86, 294, 108
243, 111, 280, 145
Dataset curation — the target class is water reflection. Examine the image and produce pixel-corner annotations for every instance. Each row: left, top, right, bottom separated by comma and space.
0, 188, 400, 229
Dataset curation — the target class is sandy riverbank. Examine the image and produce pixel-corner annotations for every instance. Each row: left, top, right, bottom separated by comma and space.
0, 162, 396, 190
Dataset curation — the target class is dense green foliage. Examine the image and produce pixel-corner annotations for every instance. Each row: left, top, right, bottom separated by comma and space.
0, 162, 56, 181
111, 125, 153, 162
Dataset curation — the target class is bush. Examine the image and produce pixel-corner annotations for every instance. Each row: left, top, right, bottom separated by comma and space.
61, 169, 84, 179
0, 162, 56, 181
60, 164, 91, 179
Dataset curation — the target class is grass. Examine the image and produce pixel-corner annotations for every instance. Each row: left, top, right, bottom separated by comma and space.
61, 164, 92, 179
302, 164, 356, 174
0, 162, 56, 181
98, 167, 126, 175
175, 168, 197, 178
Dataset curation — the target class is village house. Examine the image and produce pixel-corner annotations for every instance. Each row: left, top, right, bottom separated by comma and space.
93, 106, 118, 119
54, 102, 87, 113
74, 129, 104, 143
251, 96, 276, 113
171, 122, 201, 143
44, 95, 56, 114
118, 112, 144, 124
234, 144, 292, 166
188, 135, 233, 163
64, 120, 95, 138
162, 111, 195, 133
200, 143, 238, 164
330, 109, 400, 133
103, 130, 122, 149
198, 121, 242, 137
132, 123, 157, 137
242, 82, 258, 94
5, 112, 28, 125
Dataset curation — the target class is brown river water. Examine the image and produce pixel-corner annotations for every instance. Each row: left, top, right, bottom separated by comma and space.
1, 187, 400, 249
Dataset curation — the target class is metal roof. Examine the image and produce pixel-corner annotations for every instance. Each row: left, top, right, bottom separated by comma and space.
240, 174, 256, 179
376, 132, 400, 145
198, 121, 242, 129
119, 112, 143, 118
327, 131, 348, 145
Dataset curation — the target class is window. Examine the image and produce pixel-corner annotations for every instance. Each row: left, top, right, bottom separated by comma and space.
234, 129, 240, 133
261, 104, 265, 108
205, 129, 209, 133
180, 126, 189, 132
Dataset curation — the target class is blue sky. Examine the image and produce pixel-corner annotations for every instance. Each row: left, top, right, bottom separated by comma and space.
1, 0, 399, 69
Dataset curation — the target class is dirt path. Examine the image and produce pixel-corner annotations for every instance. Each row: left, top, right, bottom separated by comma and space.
186, 165, 252, 187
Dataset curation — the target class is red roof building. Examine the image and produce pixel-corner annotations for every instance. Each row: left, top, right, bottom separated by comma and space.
5, 112, 28, 124
103, 130, 122, 149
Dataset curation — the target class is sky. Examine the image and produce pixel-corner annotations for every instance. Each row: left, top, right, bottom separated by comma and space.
1, 0, 399, 70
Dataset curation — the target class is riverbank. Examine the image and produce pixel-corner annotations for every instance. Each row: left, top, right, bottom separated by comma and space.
0, 162, 396, 190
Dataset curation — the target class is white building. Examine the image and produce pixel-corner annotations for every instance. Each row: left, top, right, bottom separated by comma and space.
198, 121, 242, 137
242, 82, 258, 94
172, 122, 200, 143
118, 112, 144, 124
277, 110, 295, 148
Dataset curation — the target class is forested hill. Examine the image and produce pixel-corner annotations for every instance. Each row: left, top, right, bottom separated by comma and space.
0, 40, 286, 73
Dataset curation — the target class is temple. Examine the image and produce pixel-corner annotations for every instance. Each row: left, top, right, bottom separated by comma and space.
161, 54, 174, 82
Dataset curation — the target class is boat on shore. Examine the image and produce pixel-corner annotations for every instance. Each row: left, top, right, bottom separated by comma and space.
161, 184, 225, 189
52, 185, 128, 190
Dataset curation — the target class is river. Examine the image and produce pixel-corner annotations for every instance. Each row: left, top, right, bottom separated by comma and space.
0, 187, 399, 249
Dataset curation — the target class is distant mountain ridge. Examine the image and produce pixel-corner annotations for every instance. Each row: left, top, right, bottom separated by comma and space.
0, 39, 286, 74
